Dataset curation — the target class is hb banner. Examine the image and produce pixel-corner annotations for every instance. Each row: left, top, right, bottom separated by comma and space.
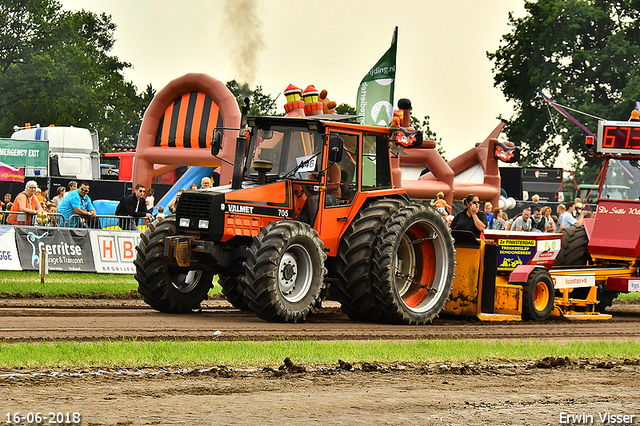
89, 230, 141, 274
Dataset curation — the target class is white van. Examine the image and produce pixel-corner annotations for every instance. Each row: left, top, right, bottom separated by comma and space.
11, 126, 100, 180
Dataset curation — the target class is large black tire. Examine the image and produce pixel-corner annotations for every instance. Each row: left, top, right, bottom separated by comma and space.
597, 290, 620, 312
134, 216, 213, 313
328, 198, 408, 322
372, 203, 455, 325
243, 220, 327, 322
522, 269, 554, 321
553, 224, 599, 306
555, 225, 591, 267
218, 275, 251, 311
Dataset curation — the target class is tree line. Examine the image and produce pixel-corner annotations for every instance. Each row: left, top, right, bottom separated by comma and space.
488, 0, 640, 182
4, 0, 638, 180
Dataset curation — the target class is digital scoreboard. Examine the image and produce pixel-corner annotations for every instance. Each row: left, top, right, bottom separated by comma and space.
597, 120, 640, 155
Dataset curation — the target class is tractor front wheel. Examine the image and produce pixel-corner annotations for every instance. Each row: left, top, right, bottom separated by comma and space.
243, 221, 327, 322
555, 225, 590, 266
522, 269, 555, 321
134, 217, 213, 313
597, 289, 620, 312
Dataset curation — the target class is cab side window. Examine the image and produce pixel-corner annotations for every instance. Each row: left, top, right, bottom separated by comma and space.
362, 134, 392, 190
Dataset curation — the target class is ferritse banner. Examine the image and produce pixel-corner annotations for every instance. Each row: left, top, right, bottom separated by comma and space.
14, 227, 95, 272
0, 226, 22, 270
89, 230, 141, 274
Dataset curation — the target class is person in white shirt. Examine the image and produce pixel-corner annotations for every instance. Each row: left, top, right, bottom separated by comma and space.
145, 187, 155, 213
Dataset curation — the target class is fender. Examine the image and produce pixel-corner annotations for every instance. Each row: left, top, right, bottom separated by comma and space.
509, 264, 545, 283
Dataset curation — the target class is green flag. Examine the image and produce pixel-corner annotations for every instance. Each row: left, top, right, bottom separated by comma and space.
356, 27, 397, 126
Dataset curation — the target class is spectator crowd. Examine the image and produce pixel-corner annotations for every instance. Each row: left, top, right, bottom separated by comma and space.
0, 173, 220, 228
442, 191, 590, 237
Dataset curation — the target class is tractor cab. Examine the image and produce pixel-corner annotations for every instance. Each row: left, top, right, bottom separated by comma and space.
238, 115, 404, 255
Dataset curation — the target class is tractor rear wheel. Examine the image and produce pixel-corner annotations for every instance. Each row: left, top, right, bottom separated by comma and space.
522, 269, 554, 321
218, 274, 250, 311
134, 217, 213, 313
243, 220, 326, 322
372, 203, 455, 325
328, 198, 408, 322
555, 225, 591, 266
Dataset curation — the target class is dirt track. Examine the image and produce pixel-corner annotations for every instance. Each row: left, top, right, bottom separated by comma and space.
1, 298, 640, 342
3, 299, 640, 425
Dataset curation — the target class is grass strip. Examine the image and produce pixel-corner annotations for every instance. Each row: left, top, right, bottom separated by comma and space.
0, 271, 220, 298
2, 271, 638, 301
617, 292, 640, 302
1, 339, 638, 369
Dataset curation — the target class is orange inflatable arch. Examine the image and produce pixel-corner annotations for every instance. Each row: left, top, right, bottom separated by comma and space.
132, 73, 241, 191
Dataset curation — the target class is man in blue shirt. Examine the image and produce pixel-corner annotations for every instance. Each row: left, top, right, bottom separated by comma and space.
58, 182, 98, 227
556, 201, 586, 233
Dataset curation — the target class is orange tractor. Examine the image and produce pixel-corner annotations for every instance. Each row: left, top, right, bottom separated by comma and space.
135, 105, 459, 324
133, 74, 637, 323
133, 75, 520, 325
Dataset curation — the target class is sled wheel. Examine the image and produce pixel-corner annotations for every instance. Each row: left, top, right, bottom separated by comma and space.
218, 274, 251, 311
522, 269, 554, 321
243, 220, 326, 322
134, 216, 213, 313
328, 198, 408, 322
372, 203, 455, 325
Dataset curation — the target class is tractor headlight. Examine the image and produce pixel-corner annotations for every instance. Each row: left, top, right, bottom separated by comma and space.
179, 218, 190, 227
198, 219, 209, 229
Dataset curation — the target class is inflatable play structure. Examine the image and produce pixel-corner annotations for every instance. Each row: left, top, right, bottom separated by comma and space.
132, 74, 240, 211
395, 120, 517, 209
132, 73, 517, 209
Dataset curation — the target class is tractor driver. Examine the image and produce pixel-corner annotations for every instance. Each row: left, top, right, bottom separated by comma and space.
325, 163, 341, 203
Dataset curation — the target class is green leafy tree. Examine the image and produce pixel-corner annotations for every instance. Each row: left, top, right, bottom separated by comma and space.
488, 0, 640, 183
225, 80, 278, 116
0, 0, 151, 152
335, 103, 356, 115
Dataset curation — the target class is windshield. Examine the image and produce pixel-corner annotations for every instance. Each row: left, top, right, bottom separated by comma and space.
602, 159, 640, 201
101, 157, 119, 167
247, 126, 323, 179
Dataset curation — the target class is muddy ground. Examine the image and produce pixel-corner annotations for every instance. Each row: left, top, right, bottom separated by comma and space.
3, 360, 640, 425
2, 299, 640, 425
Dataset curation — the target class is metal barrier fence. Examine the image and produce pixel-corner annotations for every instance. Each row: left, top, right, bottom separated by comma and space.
0, 210, 150, 231
67, 214, 150, 230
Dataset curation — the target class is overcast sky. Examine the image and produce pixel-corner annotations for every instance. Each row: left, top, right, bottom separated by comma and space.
61, 0, 532, 161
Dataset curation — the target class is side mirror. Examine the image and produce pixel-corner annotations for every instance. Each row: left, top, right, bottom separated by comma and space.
210, 130, 222, 156
328, 135, 344, 163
